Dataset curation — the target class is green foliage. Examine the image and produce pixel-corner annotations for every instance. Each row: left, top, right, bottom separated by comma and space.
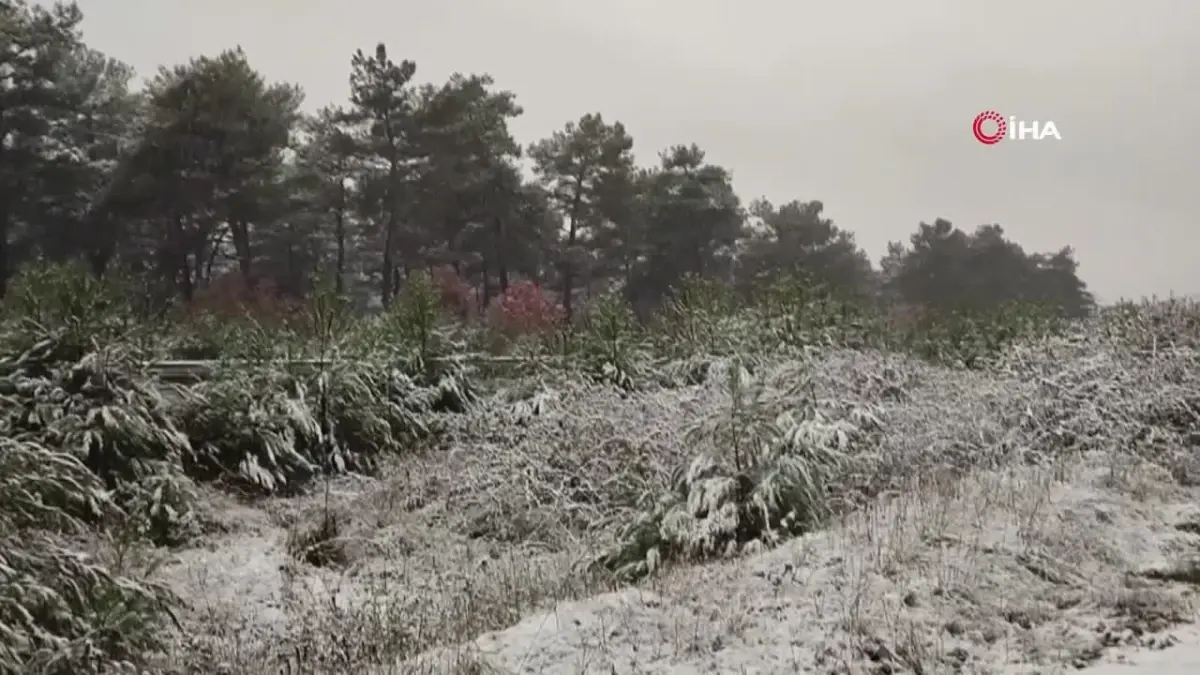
528, 113, 636, 320
740, 199, 876, 301
882, 221, 1093, 320
0, 528, 179, 675
174, 277, 461, 495
0, 345, 185, 672
1, 337, 201, 545
633, 146, 745, 306
394, 272, 442, 357
655, 275, 740, 356
0, 267, 482, 669
890, 301, 1063, 369
575, 292, 646, 390
1, 261, 138, 356
353, 271, 477, 412
1098, 297, 1200, 354
596, 359, 869, 581
752, 274, 873, 351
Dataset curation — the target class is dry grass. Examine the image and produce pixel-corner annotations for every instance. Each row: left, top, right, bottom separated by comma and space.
143, 320, 1200, 674
386, 458, 1197, 674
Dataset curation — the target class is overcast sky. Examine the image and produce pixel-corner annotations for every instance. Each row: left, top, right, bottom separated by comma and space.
73, 0, 1200, 302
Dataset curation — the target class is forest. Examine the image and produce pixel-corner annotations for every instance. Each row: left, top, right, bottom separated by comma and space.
2, 1, 1093, 320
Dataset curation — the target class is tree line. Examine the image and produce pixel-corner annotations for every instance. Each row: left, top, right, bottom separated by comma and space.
1, 1, 1094, 320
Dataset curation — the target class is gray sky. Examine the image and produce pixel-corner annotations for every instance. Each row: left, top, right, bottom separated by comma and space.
74, 0, 1200, 302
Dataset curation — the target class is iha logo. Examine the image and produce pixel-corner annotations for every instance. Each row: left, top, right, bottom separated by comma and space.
972, 110, 1061, 144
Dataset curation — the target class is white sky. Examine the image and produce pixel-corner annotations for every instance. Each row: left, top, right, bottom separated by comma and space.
74, 0, 1200, 301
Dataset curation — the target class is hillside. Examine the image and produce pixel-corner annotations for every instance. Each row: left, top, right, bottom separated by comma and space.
137, 312, 1200, 674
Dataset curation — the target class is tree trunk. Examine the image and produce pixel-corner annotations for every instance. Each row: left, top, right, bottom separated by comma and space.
167, 213, 195, 302
562, 188, 584, 322
230, 218, 252, 280
495, 215, 509, 293
334, 184, 346, 295
481, 257, 492, 308
381, 211, 396, 308
86, 215, 116, 279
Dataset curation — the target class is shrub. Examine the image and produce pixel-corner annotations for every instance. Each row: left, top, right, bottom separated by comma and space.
0, 260, 138, 357
0, 522, 180, 674
174, 360, 446, 495
171, 273, 307, 360
596, 358, 874, 581
487, 280, 565, 337
655, 275, 740, 356
431, 265, 474, 317
889, 302, 1062, 368
576, 292, 647, 390
0, 337, 201, 546
186, 272, 302, 329
0, 342, 185, 672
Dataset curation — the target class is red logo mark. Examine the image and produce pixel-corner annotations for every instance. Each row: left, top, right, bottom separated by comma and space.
972, 111, 1006, 145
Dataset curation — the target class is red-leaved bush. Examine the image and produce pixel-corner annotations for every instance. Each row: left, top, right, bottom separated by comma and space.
432, 265, 474, 317
186, 272, 300, 328
487, 280, 565, 336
